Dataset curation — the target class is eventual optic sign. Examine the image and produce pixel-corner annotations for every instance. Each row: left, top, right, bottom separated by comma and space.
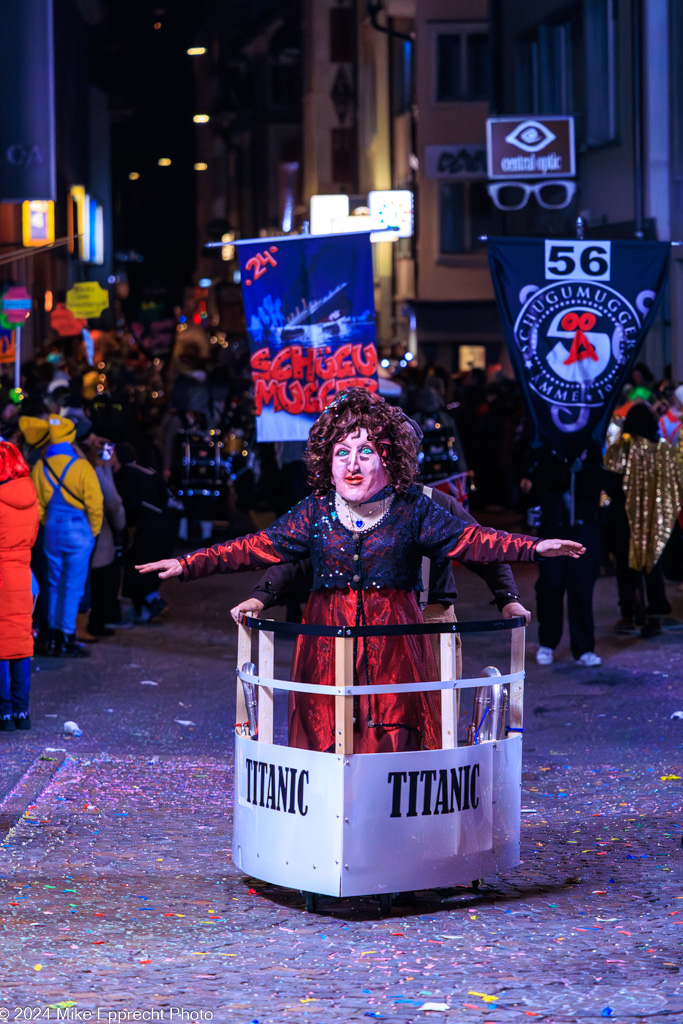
424, 144, 487, 179
486, 116, 575, 179
238, 232, 378, 442
0, 0, 56, 201
487, 236, 669, 457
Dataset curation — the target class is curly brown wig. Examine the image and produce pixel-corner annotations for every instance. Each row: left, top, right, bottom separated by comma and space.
306, 387, 419, 495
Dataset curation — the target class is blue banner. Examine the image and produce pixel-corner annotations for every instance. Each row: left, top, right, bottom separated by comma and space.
0, 0, 56, 201
487, 237, 670, 457
238, 232, 378, 441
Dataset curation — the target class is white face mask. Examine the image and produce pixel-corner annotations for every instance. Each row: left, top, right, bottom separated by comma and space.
331, 427, 390, 504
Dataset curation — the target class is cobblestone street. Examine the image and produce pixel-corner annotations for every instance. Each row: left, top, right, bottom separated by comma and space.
1, 551, 682, 1023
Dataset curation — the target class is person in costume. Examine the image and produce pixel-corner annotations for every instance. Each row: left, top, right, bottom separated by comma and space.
0, 442, 39, 731
31, 416, 103, 657
137, 388, 583, 754
605, 402, 683, 637
229, 413, 531, 676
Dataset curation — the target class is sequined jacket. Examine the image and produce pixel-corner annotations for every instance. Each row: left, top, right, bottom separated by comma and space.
179, 487, 540, 592
604, 435, 683, 572
247, 485, 522, 610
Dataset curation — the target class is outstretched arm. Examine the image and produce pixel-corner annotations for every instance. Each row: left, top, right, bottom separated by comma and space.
424, 486, 531, 621
136, 531, 286, 581
447, 523, 584, 562
137, 498, 315, 581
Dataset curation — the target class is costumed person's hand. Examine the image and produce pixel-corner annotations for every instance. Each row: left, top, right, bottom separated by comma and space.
502, 600, 531, 625
135, 558, 183, 579
535, 539, 585, 558
230, 597, 265, 625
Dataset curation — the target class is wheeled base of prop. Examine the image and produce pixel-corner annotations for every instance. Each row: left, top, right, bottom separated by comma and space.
300, 881, 483, 915
301, 889, 395, 915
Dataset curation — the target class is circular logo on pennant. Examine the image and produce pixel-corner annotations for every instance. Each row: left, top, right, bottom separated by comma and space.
513, 281, 640, 409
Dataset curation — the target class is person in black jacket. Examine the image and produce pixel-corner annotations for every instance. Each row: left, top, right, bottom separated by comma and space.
114, 443, 180, 623
522, 445, 606, 666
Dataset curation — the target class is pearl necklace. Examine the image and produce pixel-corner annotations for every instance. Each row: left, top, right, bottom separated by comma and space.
334, 491, 394, 533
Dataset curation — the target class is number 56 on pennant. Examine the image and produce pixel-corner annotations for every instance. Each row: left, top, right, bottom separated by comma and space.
544, 240, 611, 283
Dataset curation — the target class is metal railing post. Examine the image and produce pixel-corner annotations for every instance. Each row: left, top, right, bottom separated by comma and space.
335, 636, 354, 755
236, 621, 251, 727
258, 623, 274, 744
509, 626, 525, 731
440, 630, 457, 749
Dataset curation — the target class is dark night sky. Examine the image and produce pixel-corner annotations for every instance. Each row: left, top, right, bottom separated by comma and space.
91, 1, 209, 302
85, 0, 299, 306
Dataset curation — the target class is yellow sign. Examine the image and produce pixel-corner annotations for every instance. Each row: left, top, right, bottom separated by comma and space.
22, 201, 55, 247
68, 184, 87, 257
65, 281, 109, 319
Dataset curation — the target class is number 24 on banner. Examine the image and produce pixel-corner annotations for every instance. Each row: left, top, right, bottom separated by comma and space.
544, 240, 611, 283
243, 246, 279, 286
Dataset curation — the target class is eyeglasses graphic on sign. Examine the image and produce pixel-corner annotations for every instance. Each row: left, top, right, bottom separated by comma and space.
486, 179, 576, 211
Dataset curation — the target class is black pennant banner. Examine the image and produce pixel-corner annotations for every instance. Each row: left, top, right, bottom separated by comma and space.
487, 237, 670, 457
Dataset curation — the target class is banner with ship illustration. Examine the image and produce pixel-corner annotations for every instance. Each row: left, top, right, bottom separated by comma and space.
237, 232, 378, 441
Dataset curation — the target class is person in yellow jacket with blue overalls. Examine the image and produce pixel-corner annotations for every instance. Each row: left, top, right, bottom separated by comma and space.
31, 416, 103, 657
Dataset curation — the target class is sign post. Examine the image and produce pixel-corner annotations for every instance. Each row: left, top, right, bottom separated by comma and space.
0, 286, 32, 388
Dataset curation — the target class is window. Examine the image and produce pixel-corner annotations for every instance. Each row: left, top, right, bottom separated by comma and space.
515, 2, 617, 147
584, 0, 617, 145
516, 17, 581, 115
436, 27, 490, 101
440, 181, 501, 255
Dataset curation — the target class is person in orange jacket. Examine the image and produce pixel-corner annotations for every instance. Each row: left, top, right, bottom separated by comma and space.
31, 416, 103, 657
0, 441, 39, 731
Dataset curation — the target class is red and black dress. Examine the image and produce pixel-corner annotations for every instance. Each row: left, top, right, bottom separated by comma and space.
180, 486, 539, 753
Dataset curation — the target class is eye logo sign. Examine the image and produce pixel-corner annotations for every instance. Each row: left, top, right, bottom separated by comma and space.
513, 282, 640, 431
486, 115, 576, 178
504, 120, 557, 153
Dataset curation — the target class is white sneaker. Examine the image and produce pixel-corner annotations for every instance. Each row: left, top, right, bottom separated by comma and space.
536, 646, 554, 665
577, 651, 602, 667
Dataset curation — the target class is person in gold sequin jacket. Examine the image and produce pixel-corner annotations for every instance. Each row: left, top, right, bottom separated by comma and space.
604, 402, 683, 637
